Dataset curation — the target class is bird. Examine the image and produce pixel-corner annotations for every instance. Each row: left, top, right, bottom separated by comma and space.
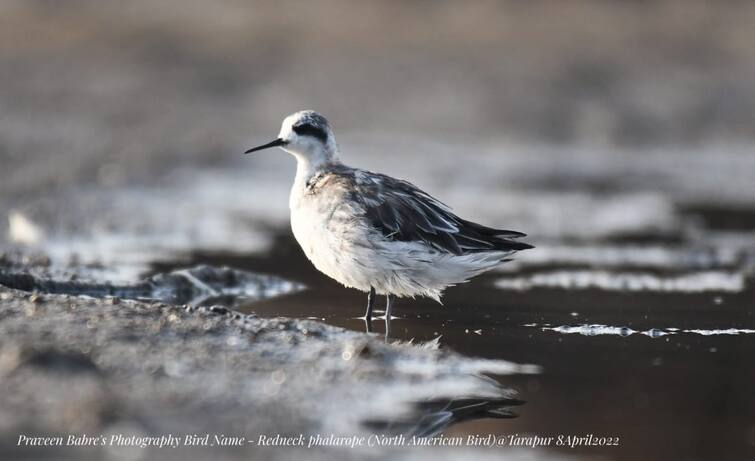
245, 110, 532, 334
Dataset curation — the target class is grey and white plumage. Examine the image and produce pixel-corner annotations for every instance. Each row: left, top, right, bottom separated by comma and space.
245, 110, 532, 316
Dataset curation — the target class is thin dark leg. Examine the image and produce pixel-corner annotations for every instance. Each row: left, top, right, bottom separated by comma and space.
384, 294, 394, 341
364, 287, 375, 333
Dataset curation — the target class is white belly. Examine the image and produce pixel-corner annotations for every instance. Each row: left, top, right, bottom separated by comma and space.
290, 196, 374, 293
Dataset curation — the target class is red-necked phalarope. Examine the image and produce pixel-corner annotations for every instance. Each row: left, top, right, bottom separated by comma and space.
245, 110, 532, 334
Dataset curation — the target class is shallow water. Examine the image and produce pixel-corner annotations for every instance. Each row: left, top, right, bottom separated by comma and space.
148, 231, 755, 461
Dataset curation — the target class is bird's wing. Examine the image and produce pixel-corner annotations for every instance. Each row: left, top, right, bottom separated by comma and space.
348, 170, 533, 255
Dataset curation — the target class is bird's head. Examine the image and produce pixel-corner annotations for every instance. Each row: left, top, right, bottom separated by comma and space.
245, 110, 338, 166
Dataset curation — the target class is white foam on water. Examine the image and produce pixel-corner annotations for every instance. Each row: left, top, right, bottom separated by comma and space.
500, 244, 744, 271
529, 323, 755, 337
684, 328, 755, 336
496, 270, 745, 292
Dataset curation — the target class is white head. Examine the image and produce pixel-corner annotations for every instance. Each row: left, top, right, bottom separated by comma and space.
245, 110, 338, 167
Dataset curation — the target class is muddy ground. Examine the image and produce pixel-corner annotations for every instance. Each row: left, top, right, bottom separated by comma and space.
0, 262, 545, 461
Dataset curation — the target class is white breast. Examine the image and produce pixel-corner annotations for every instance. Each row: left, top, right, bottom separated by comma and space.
289, 181, 375, 293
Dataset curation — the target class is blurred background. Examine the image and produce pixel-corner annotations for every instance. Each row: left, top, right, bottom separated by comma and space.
2, 0, 755, 199
1, 1, 755, 461
3, 0, 755, 262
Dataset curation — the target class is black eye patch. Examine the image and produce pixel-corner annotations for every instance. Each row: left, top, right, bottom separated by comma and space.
292, 123, 327, 143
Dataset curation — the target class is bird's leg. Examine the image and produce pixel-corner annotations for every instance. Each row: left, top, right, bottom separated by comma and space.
364, 287, 375, 333
384, 294, 394, 341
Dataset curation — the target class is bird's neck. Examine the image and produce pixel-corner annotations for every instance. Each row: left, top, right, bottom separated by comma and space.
292, 151, 339, 186
289, 154, 339, 210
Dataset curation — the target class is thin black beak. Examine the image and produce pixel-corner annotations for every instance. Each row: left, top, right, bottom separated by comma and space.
244, 138, 286, 154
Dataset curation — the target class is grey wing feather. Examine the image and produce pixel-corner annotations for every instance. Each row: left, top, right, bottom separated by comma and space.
349, 170, 534, 256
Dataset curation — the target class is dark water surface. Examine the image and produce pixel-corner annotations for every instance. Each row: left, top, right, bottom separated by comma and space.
151, 232, 755, 461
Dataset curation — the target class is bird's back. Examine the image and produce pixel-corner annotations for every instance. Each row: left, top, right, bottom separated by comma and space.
333, 165, 532, 255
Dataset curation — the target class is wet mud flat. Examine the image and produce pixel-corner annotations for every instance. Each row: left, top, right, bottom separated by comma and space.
2, 137, 755, 461
3, 224, 751, 461
0, 252, 548, 461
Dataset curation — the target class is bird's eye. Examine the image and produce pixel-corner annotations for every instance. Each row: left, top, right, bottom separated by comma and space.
292, 123, 327, 142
